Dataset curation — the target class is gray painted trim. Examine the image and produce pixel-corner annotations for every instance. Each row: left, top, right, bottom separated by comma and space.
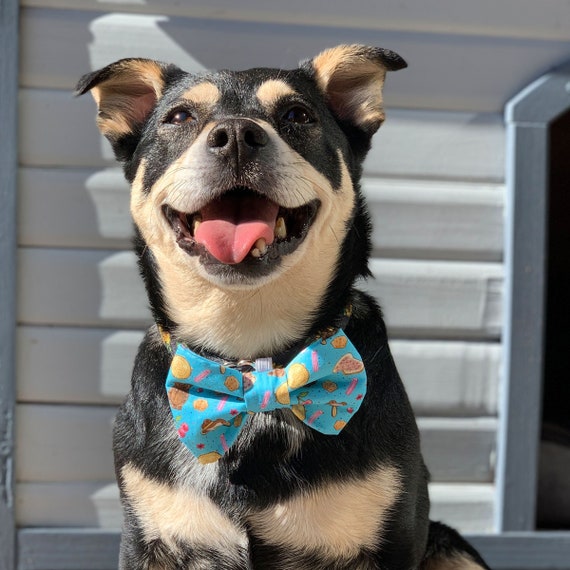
17, 530, 570, 570
506, 65, 570, 125
18, 530, 120, 570
0, 1, 19, 569
470, 532, 570, 569
498, 64, 570, 531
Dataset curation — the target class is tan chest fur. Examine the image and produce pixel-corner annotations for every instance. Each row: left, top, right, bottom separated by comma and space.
122, 463, 401, 566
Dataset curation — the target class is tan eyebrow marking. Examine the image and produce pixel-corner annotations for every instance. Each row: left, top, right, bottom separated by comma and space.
256, 79, 297, 108
182, 82, 221, 106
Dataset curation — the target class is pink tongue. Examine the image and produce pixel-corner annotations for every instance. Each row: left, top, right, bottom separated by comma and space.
194, 194, 279, 264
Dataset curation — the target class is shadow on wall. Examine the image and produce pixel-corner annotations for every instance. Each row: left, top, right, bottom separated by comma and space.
20, 8, 570, 112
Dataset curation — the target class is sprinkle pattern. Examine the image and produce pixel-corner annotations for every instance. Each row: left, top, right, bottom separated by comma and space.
164, 329, 367, 464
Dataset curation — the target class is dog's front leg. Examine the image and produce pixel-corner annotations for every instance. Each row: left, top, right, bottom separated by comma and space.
117, 464, 252, 570
118, 525, 252, 570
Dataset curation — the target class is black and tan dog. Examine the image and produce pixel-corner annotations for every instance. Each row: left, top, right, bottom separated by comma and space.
77, 45, 491, 569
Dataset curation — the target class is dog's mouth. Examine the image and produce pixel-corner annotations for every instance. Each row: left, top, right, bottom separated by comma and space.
163, 187, 320, 270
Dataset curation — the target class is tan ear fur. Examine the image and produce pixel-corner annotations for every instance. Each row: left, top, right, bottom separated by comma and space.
310, 45, 406, 133
77, 59, 169, 138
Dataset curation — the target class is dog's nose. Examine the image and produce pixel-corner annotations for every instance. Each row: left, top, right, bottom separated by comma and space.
207, 119, 269, 162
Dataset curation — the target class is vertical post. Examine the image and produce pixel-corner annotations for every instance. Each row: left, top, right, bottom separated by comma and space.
0, 0, 19, 568
497, 67, 570, 532
497, 121, 548, 531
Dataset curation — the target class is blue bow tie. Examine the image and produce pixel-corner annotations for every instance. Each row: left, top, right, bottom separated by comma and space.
163, 329, 367, 464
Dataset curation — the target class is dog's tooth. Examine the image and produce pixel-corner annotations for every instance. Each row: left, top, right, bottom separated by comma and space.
275, 216, 287, 240
250, 238, 267, 258
192, 215, 202, 235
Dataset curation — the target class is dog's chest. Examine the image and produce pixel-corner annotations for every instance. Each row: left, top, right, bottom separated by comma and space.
121, 461, 400, 567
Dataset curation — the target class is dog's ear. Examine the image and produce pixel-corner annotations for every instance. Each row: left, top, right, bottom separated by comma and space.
75, 58, 181, 160
305, 45, 406, 135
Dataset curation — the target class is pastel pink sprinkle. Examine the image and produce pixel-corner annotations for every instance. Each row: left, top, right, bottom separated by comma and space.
308, 410, 323, 425
194, 369, 211, 383
260, 390, 272, 410
220, 434, 229, 452
311, 350, 319, 372
217, 394, 228, 411
346, 377, 358, 396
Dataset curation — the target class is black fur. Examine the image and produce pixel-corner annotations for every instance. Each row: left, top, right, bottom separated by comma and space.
77, 45, 490, 569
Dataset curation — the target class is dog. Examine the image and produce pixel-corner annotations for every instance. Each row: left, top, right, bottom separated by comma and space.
76, 44, 491, 569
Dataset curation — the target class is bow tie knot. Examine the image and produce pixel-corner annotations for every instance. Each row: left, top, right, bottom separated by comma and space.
165, 329, 367, 464
243, 370, 284, 412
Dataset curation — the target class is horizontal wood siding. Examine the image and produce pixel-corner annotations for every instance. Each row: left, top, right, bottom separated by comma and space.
19, 0, 570, 40
19, 4, 570, 113
15, 0, 512, 537
17, 327, 500, 415
17, 249, 502, 336
366, 179, 503, 261
19, 88, 506, 181
19, 168, 504, 260
367, 259, 502, 339
15, 404, 496, 484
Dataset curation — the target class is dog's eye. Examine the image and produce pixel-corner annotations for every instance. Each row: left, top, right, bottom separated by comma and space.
282, 106, 314, 125
166, 110, 196, 125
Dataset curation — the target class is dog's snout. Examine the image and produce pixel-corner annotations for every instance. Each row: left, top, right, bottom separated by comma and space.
207, 119, 269, 159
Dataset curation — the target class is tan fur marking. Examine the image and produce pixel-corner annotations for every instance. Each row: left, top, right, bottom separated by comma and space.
422, 553, 485, 570
255, 80, 297, 108
311, 45, 387, 128
312, 45, 369, 87
248, 466, 401, 559
130, 121, 356, 359
121, 464, 247, 553
182, 82, 221, 107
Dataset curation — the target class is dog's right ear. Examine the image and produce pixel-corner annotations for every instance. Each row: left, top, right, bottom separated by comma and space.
75, 58, 182, 160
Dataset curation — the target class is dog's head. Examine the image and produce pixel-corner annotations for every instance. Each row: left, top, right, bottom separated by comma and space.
76, 45, 406, 358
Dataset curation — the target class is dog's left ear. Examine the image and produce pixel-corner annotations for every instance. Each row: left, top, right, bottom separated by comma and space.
306, 44, 406, 135
75, 58, 182, 160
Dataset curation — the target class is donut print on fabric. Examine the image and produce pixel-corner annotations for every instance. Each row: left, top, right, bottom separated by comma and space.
164, 329, 367, 464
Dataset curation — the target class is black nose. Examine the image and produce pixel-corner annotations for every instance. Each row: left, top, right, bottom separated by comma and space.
207, 119, 269, 163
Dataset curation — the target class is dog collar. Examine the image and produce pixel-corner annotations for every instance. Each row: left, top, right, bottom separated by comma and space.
160, 314, 367, 465
160, 305, 353, 371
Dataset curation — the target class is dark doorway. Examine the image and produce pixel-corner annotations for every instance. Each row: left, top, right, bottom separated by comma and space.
543, 109, 570, 434
537, 109, 570, 530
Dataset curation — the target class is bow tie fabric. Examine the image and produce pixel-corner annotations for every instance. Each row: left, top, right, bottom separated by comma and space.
164, 329, 367, 464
